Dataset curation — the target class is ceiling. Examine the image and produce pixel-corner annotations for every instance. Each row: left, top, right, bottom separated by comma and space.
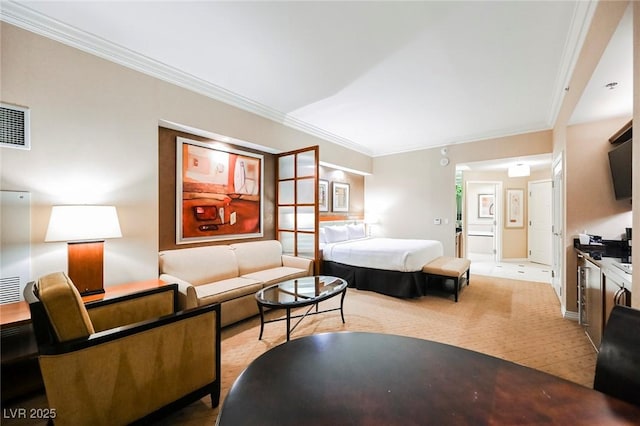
0, 1, 633, 159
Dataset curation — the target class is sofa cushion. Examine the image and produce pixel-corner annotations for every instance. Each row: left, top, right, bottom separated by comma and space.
159, 246, 238, 285
194, 277, 262, 306
230, 240, 283, 276
242, 266, 309, 287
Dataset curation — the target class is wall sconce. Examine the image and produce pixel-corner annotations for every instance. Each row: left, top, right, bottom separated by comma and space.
508, 163, 530, 178
45, 205, 122, 295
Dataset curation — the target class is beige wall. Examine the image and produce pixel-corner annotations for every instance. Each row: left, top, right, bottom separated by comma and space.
0, 23, 371, 286
563, 117, 633, 313
566, 117, 632, 241
552, 1, 635, 313
366, 130, 552, 256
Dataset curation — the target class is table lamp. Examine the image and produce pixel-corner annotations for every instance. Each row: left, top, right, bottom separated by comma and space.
45, 205, 122, 295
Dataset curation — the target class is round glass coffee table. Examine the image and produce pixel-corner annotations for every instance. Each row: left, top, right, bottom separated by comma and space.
255, 275, 347, 341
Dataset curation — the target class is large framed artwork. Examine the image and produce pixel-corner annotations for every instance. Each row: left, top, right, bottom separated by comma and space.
478, 194, 494, 218
506, 189, 524, 228
318, 180, 329, 212
176, 137, 263, 243
332, 182, 350, 212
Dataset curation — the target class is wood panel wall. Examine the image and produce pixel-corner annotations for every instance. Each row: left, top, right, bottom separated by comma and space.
158, 127, 276, 251
319, 165, 365, 221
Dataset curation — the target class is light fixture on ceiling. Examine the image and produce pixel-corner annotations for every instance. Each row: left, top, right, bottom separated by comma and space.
508, 163, 530, 178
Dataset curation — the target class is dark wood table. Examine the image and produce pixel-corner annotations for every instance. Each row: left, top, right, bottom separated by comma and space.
255, 275, 347, 341
218, 332, 640, 425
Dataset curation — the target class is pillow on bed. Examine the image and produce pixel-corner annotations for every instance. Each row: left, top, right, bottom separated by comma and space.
319, 228, 327, 244
347, 223, 366, 240
325, 225, 349, 243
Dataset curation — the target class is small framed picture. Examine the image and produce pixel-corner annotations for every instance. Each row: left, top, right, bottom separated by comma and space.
478, 194, 494, 218
506, 189, 524, 228
332, 182, 350, 212
318, 180, 329, 212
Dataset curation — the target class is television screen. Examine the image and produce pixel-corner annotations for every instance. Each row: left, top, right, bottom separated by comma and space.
608, 139, 632, 200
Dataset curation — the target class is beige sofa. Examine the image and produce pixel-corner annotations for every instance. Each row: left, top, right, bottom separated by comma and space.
159, 240, 313, 327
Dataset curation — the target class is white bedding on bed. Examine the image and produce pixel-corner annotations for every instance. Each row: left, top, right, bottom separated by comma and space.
322, 237, 444, 272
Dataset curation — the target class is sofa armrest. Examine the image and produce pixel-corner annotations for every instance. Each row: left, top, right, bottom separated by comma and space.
160, 274, 198, 310
282, 255, 314, 275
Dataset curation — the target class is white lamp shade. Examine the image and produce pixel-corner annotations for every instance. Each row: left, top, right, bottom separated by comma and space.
45, 205, 122, 242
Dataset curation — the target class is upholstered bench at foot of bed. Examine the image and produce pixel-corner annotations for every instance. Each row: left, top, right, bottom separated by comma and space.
422, 257, 471, 302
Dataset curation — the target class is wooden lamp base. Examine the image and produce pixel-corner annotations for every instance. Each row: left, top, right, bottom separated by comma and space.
67, 241, 105, 295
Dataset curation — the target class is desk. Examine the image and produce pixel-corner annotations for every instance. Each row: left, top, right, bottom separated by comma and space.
218, 332, 640, 425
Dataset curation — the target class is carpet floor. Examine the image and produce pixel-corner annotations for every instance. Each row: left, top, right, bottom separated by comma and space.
4, 274, 597, 425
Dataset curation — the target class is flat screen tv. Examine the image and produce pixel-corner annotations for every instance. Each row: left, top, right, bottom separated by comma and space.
608, 138, 632, 200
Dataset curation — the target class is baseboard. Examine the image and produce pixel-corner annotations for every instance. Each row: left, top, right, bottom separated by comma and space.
563, 308, 579, 322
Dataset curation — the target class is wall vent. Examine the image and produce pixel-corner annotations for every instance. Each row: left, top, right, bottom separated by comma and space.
0, 103, 31, 150
0, 277, 21, 304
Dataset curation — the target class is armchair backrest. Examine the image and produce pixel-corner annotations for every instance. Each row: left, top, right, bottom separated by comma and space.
31, 272, 95, 343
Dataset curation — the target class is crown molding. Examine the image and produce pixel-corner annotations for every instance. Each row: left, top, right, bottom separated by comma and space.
546, 0, 598, 127
0, 1, 373, 157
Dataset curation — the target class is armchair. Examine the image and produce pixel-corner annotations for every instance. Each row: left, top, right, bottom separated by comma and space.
24, 272, 221, 425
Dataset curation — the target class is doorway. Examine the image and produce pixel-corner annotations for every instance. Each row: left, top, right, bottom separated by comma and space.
465, 181, 502, 262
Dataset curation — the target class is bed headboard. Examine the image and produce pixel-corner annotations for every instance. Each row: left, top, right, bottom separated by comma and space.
319, 219, 364, 228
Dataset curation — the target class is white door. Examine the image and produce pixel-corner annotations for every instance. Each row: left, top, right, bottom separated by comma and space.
551, 156, 564, 299
528, 180, 552, 265
465, 181, 501, 262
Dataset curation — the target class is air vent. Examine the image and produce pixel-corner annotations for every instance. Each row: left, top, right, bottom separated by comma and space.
0, 277, 21, 304
0, 103, 31, 150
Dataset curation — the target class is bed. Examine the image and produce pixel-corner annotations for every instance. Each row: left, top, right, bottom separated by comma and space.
320, 223, 444, 298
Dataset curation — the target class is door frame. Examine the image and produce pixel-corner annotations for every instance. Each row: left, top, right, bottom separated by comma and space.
464, 180, 503, 262
276, 146, 320, 271
551, 153, 564, 301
